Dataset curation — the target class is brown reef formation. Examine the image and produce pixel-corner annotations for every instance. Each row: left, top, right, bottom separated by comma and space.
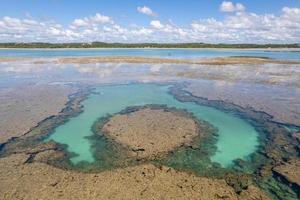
0, 152, 272, 200
273, 158, 300, 187
0, 84, 75, 144
2, 56, 299, 65
101, 107, 200, 159
0, 85, 89, 158
184, 81, 300, 126
56, 56, 300, 65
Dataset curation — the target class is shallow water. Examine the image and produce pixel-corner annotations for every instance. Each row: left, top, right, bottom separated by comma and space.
47, 83, 259, 167
0, 48, 300, 60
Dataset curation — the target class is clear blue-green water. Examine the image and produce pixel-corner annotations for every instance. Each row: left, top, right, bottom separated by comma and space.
47, 83, 259, 167
0, 48, 300, 60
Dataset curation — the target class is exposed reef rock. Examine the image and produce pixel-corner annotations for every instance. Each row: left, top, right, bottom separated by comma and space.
0, 84, 75, 144
0, 153, 242, 200
0, 87, 90, 159
292, 132, 300, 142
3, 56, 300, 65
273, 159, 300, 187
238, 185, 272, 200
56, 56, 300, 65
184, 81, 300, 126
101, 107, 200, 159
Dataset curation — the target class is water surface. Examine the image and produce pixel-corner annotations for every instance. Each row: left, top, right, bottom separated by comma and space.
0, 48, 299, 60
47, 83, 259, 167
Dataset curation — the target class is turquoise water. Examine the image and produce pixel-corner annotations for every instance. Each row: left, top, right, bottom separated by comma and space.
47, 83, 259, 167
0, 48, 300, 60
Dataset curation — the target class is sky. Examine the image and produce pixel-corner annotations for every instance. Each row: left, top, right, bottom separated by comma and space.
0, 0, 299, 43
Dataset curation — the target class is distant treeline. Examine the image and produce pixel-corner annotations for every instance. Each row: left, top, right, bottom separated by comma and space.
0, 42, 299, 48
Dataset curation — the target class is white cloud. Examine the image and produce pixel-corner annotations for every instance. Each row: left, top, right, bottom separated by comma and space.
0, 7, 299, 43
220, 1, 245, 12
71, 13, 112, 28
131, 27, 153, 36
92, 13, 112, 24
190, 7, 300, 43
236, 3, 245, 12
220, 1, 235, 12
72, 19, 89, 27
137, 6, 156, 17
150, 20, 164, 29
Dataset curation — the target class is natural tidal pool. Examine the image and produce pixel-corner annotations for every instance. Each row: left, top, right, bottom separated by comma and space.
46, 83, 259, 167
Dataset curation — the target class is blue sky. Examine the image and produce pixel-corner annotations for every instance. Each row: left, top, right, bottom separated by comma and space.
0, 0, 299, 43
1, 0, 299, 25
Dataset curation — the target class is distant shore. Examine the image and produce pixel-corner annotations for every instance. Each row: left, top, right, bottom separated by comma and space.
0, 42, 299, 49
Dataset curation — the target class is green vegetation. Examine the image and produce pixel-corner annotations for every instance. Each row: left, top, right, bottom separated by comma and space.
0, 42, 299, 48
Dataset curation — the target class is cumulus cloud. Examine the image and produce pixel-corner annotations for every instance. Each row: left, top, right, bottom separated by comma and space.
0, 7, 300, 43
137, 6, 156, 17
0, 16, 81, 42
150, 20, 164, 29
71, 13, 112, 28
190, 7, 300, 43
220, 1, 245, 12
